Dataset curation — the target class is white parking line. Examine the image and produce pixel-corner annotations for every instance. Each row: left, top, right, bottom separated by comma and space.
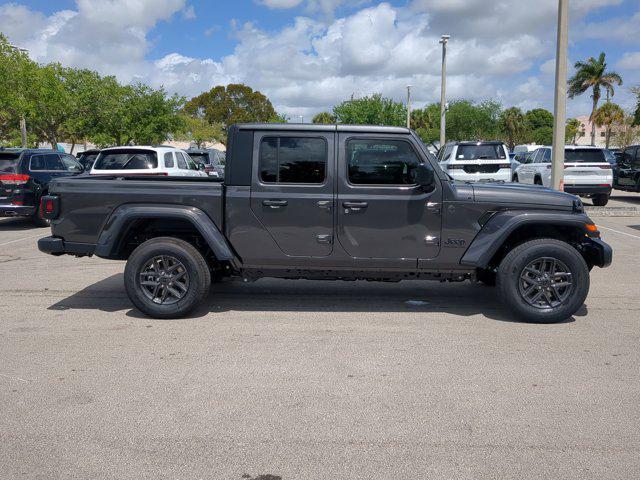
599, 225, 640, 240
0, 234, 43, 247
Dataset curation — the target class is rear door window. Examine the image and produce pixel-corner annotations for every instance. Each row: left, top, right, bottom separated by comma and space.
175, 152, 188, 169
455, 144, 507, 160
259, 137, 327, 184
0, 152, 21, 173
94, 150, 158, 170
564, 149, 606, 163
61, 154, 83, 172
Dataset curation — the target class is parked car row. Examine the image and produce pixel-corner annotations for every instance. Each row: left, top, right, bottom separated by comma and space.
1, 145, 226, 226
434, 142, 626, 207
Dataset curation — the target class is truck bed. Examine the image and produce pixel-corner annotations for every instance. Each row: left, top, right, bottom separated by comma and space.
49, 175, 224, 245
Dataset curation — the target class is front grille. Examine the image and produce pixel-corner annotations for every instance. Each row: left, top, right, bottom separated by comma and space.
463, 164, 500, 174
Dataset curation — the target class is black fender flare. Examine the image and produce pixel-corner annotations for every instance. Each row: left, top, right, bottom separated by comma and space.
94, 203, 237, 262
460, 210, 592, 268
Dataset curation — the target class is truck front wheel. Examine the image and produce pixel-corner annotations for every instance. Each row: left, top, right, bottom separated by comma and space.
496, 238, 589, 323
124, 237, 211, 319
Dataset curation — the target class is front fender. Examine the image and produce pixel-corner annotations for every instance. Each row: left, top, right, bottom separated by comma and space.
460, 210, 592, 268
94, 203, 236, 262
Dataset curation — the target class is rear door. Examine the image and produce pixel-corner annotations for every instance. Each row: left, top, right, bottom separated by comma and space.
250, 131, 334, 257
336, 134, 442, 263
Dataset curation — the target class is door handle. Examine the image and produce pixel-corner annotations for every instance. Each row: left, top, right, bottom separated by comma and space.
343, 201, 368, 210
262, 199, 288, 208
317, 200, 332, 210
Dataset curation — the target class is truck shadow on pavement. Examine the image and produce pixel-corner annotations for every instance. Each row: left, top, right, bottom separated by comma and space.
48, 273, 583, 324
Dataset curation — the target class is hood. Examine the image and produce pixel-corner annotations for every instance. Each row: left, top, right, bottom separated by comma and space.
470, 182, 578, 209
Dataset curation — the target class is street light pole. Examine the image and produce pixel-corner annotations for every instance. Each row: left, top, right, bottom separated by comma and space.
439, 35, 450, 148
406, 85, 412, 128
299, 115, 304, 124
551, 0, 569, 191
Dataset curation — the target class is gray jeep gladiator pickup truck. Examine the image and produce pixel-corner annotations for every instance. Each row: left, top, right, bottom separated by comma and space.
38, 124, 612, 322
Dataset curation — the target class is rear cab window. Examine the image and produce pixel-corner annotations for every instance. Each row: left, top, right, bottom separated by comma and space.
564, 149, 606, 163
455, 144, 506, 160
93, 149, 158, 170
0, 152, 21, 173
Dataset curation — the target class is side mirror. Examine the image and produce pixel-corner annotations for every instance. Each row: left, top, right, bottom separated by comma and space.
415, 163, 435, 188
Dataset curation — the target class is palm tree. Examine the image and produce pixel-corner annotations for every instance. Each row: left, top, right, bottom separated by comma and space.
499, 107, 525, 150
568, 52, 622, 146
593, 103, 625, 148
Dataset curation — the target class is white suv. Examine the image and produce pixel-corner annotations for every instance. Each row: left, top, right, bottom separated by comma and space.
90, 146, 207, 177
513, 146, 613, 206
437, 141, 511, 182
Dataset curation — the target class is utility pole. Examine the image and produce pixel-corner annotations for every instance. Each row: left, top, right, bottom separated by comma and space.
551, 0, 569, 191
439, 35, 450, 148
299, 115, 304, 124
406, 85, 412, 128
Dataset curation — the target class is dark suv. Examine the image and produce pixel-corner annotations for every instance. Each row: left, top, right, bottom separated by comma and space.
0, 148, 84, 226
615, 145, 640, 192
185, 148, 225, 178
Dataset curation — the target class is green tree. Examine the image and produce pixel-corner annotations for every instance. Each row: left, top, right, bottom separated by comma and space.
568, 52, 623, 146
566, 118, 581, 144
631, 86, 640, 126
593, 102, 625, 148
612, 115, 640, 149
176, 115, 224, 148
530, 126, 553, 145
27, 63, 72, 146
312, 112, 336, 124
0, 33, 38, 146
411, 104, 440, 144
445, 99, 501, 141
499, 107, 526, 150
184, 84, 277, 129
524, 108, 553, 131
332, 94, 406, 126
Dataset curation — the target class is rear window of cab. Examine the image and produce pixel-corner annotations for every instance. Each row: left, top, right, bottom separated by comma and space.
455, 144, 506, 160
93, 150, 158, 170
565, 149, 606, 163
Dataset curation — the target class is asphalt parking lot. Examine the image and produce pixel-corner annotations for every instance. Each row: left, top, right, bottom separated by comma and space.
1, 193, 640, 479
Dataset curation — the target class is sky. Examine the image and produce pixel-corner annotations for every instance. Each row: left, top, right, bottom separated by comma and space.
1, 0, 639, 120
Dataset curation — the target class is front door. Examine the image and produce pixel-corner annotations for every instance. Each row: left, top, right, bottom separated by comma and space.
336, 134, 442, 262
250, 131, 334, 257
618, 147, 637, 188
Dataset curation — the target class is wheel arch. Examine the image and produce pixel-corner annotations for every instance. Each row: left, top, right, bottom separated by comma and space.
94, 204, 237, 264
461, 210, 593, 269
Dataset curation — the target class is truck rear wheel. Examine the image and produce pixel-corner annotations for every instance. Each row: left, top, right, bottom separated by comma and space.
496, 238, 589, 323
124, 237, 211, 319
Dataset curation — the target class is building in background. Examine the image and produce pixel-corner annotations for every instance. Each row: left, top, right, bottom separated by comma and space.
574, 115, 607, 147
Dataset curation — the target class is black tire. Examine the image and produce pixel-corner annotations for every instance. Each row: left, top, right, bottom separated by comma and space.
592, 194, 609, 207
496, 238, 589, 323
512, 174, 519, 183
124, 237, 211, 319
534, 176, 542, 185
32, 201, 51, 227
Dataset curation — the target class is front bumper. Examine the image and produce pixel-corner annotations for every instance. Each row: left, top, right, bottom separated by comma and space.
0, 204, 36, 217
582, 237, 613, 268
38, 236, 95, 257
564, 184, 612, 195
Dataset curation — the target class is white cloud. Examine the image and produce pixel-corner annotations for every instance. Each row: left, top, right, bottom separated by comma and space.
258, 0, 304, 8
1, 0, 636, 118
617, 52, 640, 70
182, 4, 196, 19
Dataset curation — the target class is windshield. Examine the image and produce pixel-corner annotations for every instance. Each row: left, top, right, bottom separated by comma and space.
565, 149, 606, 163
93, 150, 158, 170
455, 144, 506, 160
0, 152, 21, 173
